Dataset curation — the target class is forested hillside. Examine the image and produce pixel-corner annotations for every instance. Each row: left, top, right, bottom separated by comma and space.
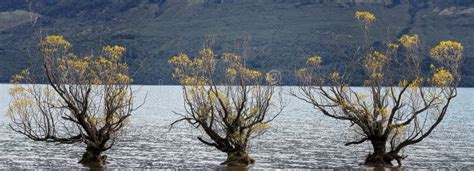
1, 0, 474, 85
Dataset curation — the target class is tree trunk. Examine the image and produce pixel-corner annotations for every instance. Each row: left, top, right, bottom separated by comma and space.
221, 150, 255, 167
79, 146, 107, 168
364, 139, 393, 167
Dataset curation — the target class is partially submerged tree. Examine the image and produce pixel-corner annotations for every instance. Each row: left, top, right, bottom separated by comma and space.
295, 11, 463, 167
8, 35, 134, 167
168, 49, 283, 167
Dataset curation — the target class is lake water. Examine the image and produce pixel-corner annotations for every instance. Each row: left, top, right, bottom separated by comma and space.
0, 84, 473, 170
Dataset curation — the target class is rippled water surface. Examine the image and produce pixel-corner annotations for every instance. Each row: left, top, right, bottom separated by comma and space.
0, 85, 473, 169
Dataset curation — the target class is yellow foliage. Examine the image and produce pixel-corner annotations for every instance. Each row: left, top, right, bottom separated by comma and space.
226, 68, 238, 78
193, 59, 204, 68
330, 72, 340, 80
223, 53, 241, 63
378, 107, 390, 119
11, 74, 24, 83
364, 112, 373, 121
229, 122, 271, 143
370, 73, 384, 79
8, 35, 133, 144
296, 68, 307, 79
388, 43, 400, 50
40, 35, 71, 50
394, 125, 406, 136
399, 34, 419, 49
398, 80, 409, 87
199, 48, 214, 58
252, 122, 271, 131
37, 35, 132, 85
8, 98, 34, 114
8, 85, 26, 95
243, 68, 262, 79
116, 73, 131, 83
369, 51, 387, 60
198, 48, 215, 65
180, 76, 207, 85
68, 59, 89, 70
398, 77, 423, 88
170, 48, 265, 85
10, 69, 29, 83
103, 45, 126, 60
180, 76, 198, 85
88, 114, 130, 127
97, 57, 113, 66
412, 77, 423, 87
364, 51, 388, 80
306, 56, 322, 65
168, 53, 192, 66
365, 51, 388, 68
210, 90, 230, 107
355, 11, 376, 25
430, 40, 463, 62
431, 68, 453, 86
169, 48, 277, 148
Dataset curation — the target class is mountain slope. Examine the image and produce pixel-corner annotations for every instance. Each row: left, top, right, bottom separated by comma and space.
1, 0, 474, 85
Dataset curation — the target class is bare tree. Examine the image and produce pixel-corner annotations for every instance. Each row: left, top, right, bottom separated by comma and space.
294, 11, 464, 167
8, 35, 135, 167
168, 48, 283, 167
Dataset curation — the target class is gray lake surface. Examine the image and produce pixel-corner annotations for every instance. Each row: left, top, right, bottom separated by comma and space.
0, 84, 473, 169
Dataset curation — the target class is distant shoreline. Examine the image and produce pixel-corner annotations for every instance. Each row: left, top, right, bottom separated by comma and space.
1, 83, 474, 88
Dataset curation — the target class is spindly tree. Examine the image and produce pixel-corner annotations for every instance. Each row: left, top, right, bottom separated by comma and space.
295, 11, 463, 167
8, 35, 134, 167
168, 49, 283, 167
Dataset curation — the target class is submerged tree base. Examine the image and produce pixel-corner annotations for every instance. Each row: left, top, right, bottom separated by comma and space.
364, 155, 393, 167
364, 152, 403, 167
222, 151, 255, 167
79, 149, 107, 168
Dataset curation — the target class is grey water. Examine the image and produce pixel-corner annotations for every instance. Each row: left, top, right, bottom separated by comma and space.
0, 85, 473, 170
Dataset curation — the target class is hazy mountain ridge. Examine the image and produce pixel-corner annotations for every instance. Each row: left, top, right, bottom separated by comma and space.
1, 0, 474, 85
